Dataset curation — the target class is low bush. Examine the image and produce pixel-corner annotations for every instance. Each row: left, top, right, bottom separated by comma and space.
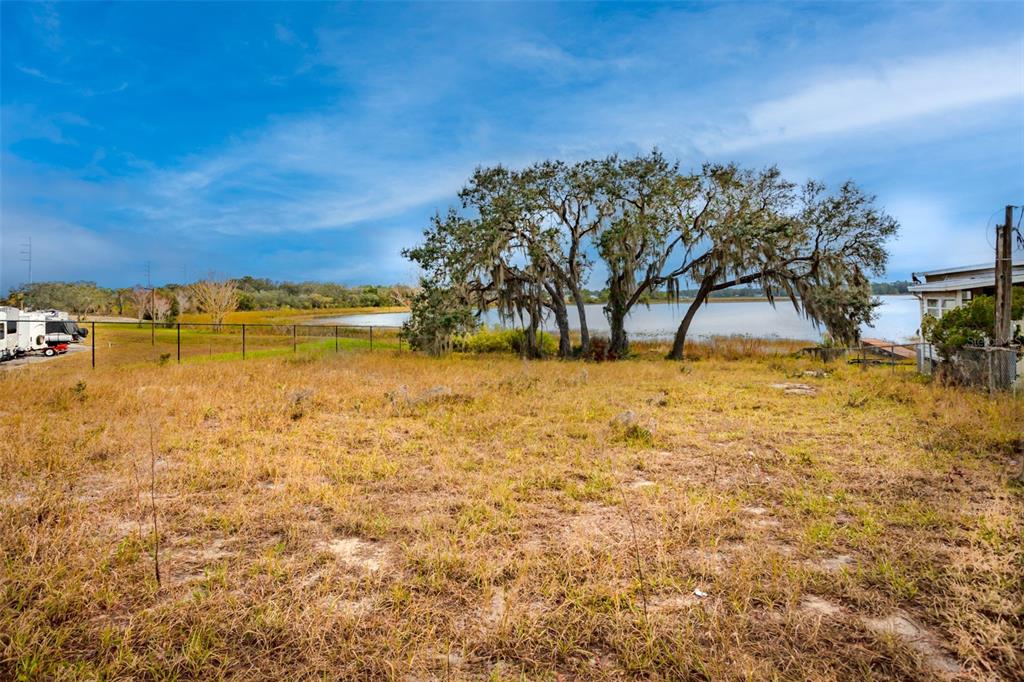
581, 335, 618, 362
456, 326, 558, 356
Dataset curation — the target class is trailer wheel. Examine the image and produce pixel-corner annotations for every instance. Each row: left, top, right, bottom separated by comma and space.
43, 347, 56, 357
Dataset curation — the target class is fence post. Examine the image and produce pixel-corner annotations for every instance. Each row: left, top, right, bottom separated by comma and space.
335, 326, 338, 352
890, 344, 895, 374
242, 324, 246, 359
91, 321, 96, 369
151, 321, 155, 346
293, 324, 297, 353
370, 326, 373, 352
177, 323, 181, 364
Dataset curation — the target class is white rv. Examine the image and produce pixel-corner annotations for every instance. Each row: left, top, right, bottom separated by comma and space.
0, 307, 19, 360
39, 309, 87, 343
0, 307, 82, 360
15, 311, 49, 355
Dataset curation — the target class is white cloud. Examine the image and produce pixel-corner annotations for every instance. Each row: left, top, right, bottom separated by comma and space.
131, 113, 471, 237
714, 43, 1024, 151
16, 64, 66, 85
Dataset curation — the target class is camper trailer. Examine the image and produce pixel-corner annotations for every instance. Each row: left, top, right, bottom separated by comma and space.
0, 307, 80, 360
40, 309, 88, 343
0, 307, 19, 361
15, 312, 50, 355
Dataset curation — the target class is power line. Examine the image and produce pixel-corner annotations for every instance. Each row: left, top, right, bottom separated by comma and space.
19, 237, 32, 285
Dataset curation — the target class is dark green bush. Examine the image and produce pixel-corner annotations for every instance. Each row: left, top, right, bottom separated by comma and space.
922, 289, 1023, 359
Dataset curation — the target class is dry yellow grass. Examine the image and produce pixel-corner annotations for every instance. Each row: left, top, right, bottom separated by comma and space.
1, 345, 1021, 680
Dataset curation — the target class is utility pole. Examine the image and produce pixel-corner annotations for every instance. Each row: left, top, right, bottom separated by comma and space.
19, 237, 32, 285
993, 205, 1014, 346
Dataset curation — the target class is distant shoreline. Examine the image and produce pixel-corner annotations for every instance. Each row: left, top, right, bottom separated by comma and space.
313, 293, 916, 319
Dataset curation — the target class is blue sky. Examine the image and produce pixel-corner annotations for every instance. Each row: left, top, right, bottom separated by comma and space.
1, 1, 1022, 291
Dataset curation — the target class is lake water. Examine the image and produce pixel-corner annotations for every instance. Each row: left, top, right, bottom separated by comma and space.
313, 295, 922, 343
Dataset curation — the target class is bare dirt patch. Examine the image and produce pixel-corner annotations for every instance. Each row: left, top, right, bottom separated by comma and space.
810, 554, 855, 573
862, 612, 960, 675
485, 586, 506, 625
769, 382, 818, 396
563, 503, 631, 544
170, 538, 231, 584
318, 537, 388, 572
799, 594, 842, 617
322, 595, 376, 617
649, 591, 700, 613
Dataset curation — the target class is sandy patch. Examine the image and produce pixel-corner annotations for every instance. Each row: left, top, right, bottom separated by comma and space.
863, 612, 960, 675
769, 383, 818, 396
799, 594, 842, 617
649, 592, 700, 613
813, 554, 855, 573
171, 538, 232, 584
485, 586, 506, 625
318, 537, 387, 572
323, 595, 375, 617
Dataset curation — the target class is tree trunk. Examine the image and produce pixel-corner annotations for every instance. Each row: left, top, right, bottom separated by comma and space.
545, 282, 572, 358
667, 276, 716, 360
525, 300, 543, 359
569, 282, 590, 356
549, 296, 572, 358
552, 303, 571, 358
608, 303, 629, 358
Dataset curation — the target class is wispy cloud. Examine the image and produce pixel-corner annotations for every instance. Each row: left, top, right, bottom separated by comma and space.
81, 82, 129, 97
498, 40, 635, 79
713, 43, 1024, 151
16, 64, 67, 85
121, 113, 472, 237
274, 23, 298, 45
17, 64, 128, 97
31, 2, 61, 50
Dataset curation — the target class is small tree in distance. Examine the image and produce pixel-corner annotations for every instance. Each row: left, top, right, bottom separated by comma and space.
131, 286, 152, 322
189, 277, 238, 330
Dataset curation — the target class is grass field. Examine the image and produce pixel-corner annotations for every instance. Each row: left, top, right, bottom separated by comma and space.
83, 321, 402, 368
176, 306, 408, 326
1, 343, 1021, 680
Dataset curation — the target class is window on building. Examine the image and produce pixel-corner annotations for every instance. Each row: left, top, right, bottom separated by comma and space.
925, 297, 958, 318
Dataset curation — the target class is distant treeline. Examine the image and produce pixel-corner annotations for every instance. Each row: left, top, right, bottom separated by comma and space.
1, 278, 912, 318
2, 278, 416, 318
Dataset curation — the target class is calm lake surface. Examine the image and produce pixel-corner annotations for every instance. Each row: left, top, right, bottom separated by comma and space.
314, 295, 921, 343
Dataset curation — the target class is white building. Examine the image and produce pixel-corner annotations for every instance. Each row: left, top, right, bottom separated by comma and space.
909, 261, 1023, 331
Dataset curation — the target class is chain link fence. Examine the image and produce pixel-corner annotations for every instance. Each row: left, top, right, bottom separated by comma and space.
0, 319, 404, 368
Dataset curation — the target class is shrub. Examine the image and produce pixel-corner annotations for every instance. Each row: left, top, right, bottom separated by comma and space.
400, 282, 477, 355
457, 326, 557, 356
922, 290, 1023, 360
582, 335, 618, 362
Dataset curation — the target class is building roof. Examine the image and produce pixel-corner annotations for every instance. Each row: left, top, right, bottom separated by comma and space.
908, 270, 1024, 293
912, 259, 1023, 279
